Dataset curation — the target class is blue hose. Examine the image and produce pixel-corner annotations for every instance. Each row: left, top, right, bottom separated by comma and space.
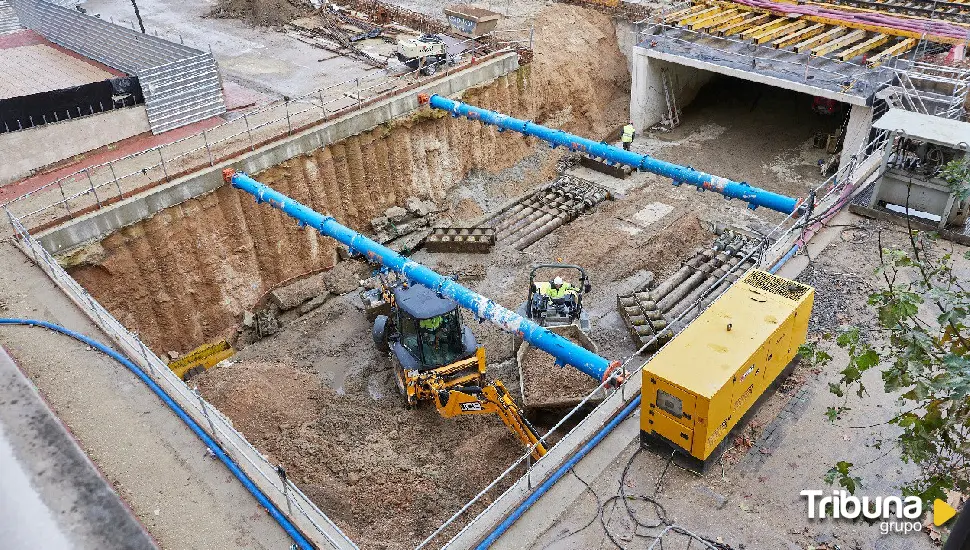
475, 396, 642, 549
478, 241, 806, 547
0, 318, 315, 550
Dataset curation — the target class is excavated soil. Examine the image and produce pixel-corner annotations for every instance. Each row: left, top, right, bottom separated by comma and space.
208, 0, 311, 27
196, 359, 523, 549
520, 333, 601, 409
67, 4, 633, 356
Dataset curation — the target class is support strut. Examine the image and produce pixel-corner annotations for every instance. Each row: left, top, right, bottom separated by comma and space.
420, 94, 804, 215
225, 170, 623, 384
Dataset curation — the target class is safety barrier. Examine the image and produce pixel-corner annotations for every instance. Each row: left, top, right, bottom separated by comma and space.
4, 212, 359, 550
9, 0, 225, 133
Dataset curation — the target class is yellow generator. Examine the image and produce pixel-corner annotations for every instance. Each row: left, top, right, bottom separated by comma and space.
640, 270, 813, 464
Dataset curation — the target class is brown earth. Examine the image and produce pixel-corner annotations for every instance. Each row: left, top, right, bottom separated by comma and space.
67, 4, 633, 355
196, 358, 524, 549
208, 0, 311, 27
520, 331, 601, 409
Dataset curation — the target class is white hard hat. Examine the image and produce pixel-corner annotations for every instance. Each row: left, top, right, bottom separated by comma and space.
553, 276, 563, 286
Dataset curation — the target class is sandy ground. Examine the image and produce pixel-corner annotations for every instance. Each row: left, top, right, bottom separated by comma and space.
0, 241, 293, 550
514, 214, 963, 550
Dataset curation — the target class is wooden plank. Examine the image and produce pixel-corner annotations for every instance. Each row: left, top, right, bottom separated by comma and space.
739, 17, 787, 39
867, 37, 917, 65
793, 26, 846, 53
663, 4, 709, 24
772, 23, 826, 48
677, 6, 721, 25
812, 29, 866, 56
752, 19, 808, 43
689, 9, 740, 30
715, 13, 769, 35
704, 11, 747, 33
838, 33, 888, 60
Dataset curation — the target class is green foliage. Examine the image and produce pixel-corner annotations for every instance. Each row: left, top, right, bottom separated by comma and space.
809, 231, 970, 502
941, 159, 970, 200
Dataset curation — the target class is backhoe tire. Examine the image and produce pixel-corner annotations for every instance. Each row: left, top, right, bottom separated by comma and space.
372, 315, 390, 354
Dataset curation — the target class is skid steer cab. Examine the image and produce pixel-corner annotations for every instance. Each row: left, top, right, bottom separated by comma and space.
518, 264, 592, 332
372, 282, 484, 407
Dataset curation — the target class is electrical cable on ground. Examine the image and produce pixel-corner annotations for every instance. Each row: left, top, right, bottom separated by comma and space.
0, 318, 315, 550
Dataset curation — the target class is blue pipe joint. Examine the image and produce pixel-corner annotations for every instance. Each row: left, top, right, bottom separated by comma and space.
419, 93, 803, 216
223, 169, 625, 385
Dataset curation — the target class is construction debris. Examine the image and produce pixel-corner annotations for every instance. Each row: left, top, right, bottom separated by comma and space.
424, 227, 497, 253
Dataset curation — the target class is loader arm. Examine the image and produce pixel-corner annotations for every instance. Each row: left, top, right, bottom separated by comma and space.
434, 381, 547, 460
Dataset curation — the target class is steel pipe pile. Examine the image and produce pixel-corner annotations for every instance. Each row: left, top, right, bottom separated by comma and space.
420, 94, 803, 215
225, 169, 623, 383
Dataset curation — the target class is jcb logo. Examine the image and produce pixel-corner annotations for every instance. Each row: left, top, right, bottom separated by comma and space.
460, 402, 483, 412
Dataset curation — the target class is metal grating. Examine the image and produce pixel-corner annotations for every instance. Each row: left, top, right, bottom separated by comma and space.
9, 0, 225, 133
743, 270, 810, 300
0, 0, 22, 34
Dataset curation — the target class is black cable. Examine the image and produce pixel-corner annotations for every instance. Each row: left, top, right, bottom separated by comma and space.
538, 468, 602, 550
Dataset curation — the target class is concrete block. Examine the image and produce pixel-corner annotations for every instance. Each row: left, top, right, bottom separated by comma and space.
385, 206, 408, 223
298, 293, 331, 315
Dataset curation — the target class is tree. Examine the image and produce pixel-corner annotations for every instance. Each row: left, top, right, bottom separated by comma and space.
801, 225, 970, 503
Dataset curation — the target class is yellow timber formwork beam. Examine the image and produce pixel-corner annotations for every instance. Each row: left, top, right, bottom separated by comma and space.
678, 6, 722, 25
751, 19, 809, 43
772, 23, 826, 47
689, 8, 741, 30
739, 17, 788, 39
704, 10, 748, 33
706, 0, 967, 44
812, 28, 867, 56
793, 26, 847, 52
663, 4, 711, 24
838, 33, 889, 60
716, 13, 770, 35
866, 37, 917, 65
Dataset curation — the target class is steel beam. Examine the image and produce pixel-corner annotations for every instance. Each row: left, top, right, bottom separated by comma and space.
422, 94, 803, 215
225, 170, 623, 383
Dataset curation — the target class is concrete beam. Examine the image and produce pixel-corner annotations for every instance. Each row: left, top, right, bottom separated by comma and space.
638, 45, 871, 106
35, 53, 520, 254
841, 104, 875, 170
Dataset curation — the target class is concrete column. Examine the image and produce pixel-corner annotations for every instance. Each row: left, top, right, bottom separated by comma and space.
840, 104, 875, 173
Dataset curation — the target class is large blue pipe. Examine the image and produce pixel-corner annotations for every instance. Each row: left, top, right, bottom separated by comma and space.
0, 319, 318, 550
421, 94, 803, 215
226, 170, 622, 383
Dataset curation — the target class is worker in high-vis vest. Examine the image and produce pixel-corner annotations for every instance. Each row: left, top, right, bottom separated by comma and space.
621, 122, 636, 151
544, 276, 578, 301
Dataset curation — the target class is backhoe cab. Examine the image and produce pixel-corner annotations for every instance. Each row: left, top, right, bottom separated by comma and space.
371, 278, 546, 459
519, 264, 592, 332
372, 282, 483, 407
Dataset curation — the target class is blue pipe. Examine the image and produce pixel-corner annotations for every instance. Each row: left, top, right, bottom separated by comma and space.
225, 170, 622, 383
476, 395, 642, 549
0, 318, 316, 550
477, 241, 806, 547
421, 94, 803, 215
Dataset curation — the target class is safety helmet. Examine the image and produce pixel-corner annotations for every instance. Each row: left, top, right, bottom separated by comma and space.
553, 276, 563, 286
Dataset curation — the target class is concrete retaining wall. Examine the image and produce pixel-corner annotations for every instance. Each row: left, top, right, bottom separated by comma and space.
36, 52, 520, 253
0, 106, 150, 186
630, 47, 715, 131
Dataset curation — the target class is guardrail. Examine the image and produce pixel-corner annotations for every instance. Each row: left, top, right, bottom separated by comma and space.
5, 210, 360, 550
1, 34, 529, 234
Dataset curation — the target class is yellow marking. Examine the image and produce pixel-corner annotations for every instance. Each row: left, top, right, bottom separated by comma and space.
838, 33, 889, 60
812, 29, 867, 56
716, 13, 770, 35
751, 20, 808, 43
704, 11, 747, 33
739, 17, 787, 39
677, 6, 722, 25
793, 26, 847, 53
689, 8, 741, 30
663, 4, 710, 24
866, 37, 917, 65
772, 23, 826, 48
934, 500, 957, 526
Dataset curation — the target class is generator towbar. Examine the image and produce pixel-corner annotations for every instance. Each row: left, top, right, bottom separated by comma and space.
225, 170, 623, 384
419, 94, 803, 215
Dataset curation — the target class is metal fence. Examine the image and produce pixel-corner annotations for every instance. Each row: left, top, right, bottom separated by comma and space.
0, 44, 526, 233
5, 211, 360, 550
10, 0, 225, 133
